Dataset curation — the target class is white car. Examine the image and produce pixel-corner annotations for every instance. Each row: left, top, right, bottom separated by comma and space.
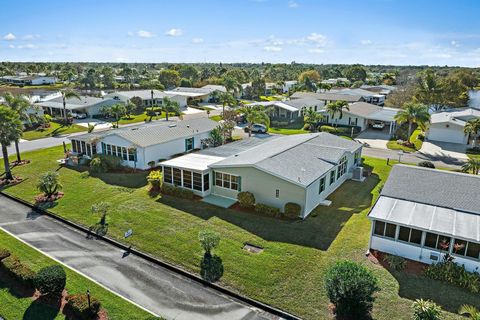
372, 121, 385, 129
71, 112, 87, 119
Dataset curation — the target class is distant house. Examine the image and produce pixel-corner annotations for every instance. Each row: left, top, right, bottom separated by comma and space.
247, 98, 325, 122
0, 75, 57, 86
68, 118, 218, 169
290, 91, 365, 104
35, 96, 117, 118
161, 133, 363, 218
368, 165, 480, 273
105, 90, 188, 108
164, 85, 226, 104
361, 84, 396, 96
426, 108, 480, 144
330, 88, 385, 106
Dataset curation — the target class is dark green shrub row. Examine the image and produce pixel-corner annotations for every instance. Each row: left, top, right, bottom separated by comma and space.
255, 203, 281, 217
237, 192, 255, 209
284, 202, 301, 218
0, 248, 11, 261
424, 261, 480, 293
320, 125, 337, 134
65, 294, 102, 320
467, 147, 480, 155
1, 255, 36, 287
89, 154, 123, 173
161, 184, 195, 199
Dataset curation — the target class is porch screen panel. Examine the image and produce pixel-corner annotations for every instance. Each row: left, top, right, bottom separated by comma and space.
193, 172, 202, 191
173, 168, 182, 186
183, 170, 192, 189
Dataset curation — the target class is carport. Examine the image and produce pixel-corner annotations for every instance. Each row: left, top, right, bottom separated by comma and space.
366, 107, 399, 136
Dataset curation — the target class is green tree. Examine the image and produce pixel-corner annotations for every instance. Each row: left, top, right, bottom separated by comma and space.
239, 105, 270, 137
325, 100, 349, 126
218, 92, 236, 118
462, 158, 480, 175
303, 108, 324, 132
209, 126, 224, 146
125, 101, 136, 118
223, 76, 241, 95
34, 265, 67, 297
198, 229, 220, 257
0, 106, 23, 180
162, 97, 180, 121
298, 70, 321, 83
414, 69, 443, 111
394, 102, 430, 140
37, 171, 62, 197
459, 305, 480, 320
60, 90, 81, 124
158, 69, 180, 89
464, 119, 480, 147
109, 103, 126, 127
91, 201, 110, 226
2, 92, 30, 162
344, 65, 367, 82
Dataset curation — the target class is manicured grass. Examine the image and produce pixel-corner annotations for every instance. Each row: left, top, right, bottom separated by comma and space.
22, 122, 87, 140
2, 146, 478, 319
106, 111, 178, 125
268, 127, 309, 135
0, 229, 154, 320
387, 128, 424, 152
210, 115, 222, 122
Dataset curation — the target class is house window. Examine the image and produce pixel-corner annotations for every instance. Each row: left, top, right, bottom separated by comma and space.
122, 147, 127, 160
453, 239, 467, 256
373, 221, 385, 236
106, 144, 112, 155
372, 220, 396, 239
338, 156, 348, 177
436, 235, 451, 251
92, 143, 97, 155
319, 176, 326, 193
330, 170, 336, 185
466, 242, 480, 259
214, 171, 240, 191
81, 141, 86, 154
185, 137, 194, 152
275, 189, 279, 198
354, 151, 361, 165
384, 223, 396, 238
398, 226, 422, 245
183, 170, 192, 189
173, 168, 182, 186
424, 232, 438, 249
128, 149, 136, 161
203, 173, 210, 191
409, 229, 423, 245
193, 172, 202, 191
71, 140, 78, 152
163, 166, 172, 184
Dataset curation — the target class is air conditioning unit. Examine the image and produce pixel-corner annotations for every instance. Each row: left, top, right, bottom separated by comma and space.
352, 166, 365, 182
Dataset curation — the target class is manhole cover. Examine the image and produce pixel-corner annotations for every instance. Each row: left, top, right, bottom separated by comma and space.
243, 243, 264, 253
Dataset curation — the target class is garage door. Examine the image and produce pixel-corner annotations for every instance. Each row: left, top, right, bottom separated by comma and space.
427, 126, 467, 144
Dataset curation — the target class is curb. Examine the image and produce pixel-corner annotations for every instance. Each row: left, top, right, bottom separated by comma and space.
0, 192, 301, 320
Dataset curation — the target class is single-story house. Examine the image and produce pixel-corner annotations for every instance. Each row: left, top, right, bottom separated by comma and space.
361, 84, 396, 96
247, 98, 325, 121
105, 90, 188, 108
368, 165, 480, 273
426, 108, 480, 144
321, 78, 349, 85
0, 75, 57, 86
164, 86, 226, 104
324, 102, 400, 134
35, 96, 118, 118
68, 118, 218, 169
330, 88, 385, 106
290, 91, 365, 104
161, 133, 363, 218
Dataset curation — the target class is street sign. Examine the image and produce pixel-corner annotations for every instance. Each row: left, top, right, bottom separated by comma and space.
124, 229, 133, 238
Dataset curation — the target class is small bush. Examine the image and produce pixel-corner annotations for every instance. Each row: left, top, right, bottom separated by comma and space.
89, 154, 123, 173
34, 265, 67, 296
320, 125, 337, 134
255, 203, 281, 217
0, 248, 11, 261
1, 255, 36, 287
284, 202, 301, 218
324, 260, 379, 318
412, 299, 441, 320
237, 192, 255, 209
383, 254, 406, 271
418, 161, 435, 169
302, 123, 311, 131
161, 184, 195, 199
147, 170, 162, 191
89, 157, 107, 173
65, 294, 102, 320
198, 229, 220, 256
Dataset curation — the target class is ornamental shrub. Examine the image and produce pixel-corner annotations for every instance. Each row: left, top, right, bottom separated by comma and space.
198, 229, 220, 256
412, 299, 441, 320
1, 255, 36, 287
147, 170, 163, 191
383, 254, 406, 271
65, 294, 102, 320
424, 261, 480, 293
324, 260, 379, 318
34, 265, 67, 296
418, 161, 435, 169
237, 192, 255, 209
255, 203, 281, 217
161, 184, 194, 199
284, 202, 301, 219
320, 125, 337, 134
89, 157, 107, 173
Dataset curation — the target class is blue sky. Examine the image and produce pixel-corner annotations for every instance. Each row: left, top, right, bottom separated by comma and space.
1, 0, 480, 66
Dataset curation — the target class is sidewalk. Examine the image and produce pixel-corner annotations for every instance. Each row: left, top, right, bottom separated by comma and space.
0, 195, 276, 320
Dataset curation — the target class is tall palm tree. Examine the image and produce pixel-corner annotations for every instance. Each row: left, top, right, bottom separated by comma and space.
0, 106, 23, 180
2, 92, 30, 162
464, 119, 480, 148
110, 104, 126, 127
218, 92, 236, 119
162, 97, 180, 121
239, 106, 270, 137
325, 100, 349, 127
303, 108, 324, 132
394, 102, 430, 140
61, 90, 81, 124
459, 305, 480, 320
461, 158, 480, 175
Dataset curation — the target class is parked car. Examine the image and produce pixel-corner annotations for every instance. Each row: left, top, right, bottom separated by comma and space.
71, 112, 87, 119
372, 121, 385, 129
245, 123, 267, 134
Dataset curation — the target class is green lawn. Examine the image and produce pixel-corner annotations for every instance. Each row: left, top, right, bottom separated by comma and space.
107, 111, 178, 125
1, 146, 478, 319
0, 229, 154, 320
268, 127, 309, 135
22, 122, 87, 141
210, 115, 222, 122
387, 128, 424, 152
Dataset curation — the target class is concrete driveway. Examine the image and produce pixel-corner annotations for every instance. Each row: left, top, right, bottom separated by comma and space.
74, 118, 112, 130
356, 128, 391, 149
419, 141, 469, 160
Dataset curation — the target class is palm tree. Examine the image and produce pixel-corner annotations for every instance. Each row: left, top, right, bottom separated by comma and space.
239, 106, 270, 137
464, 119, 480, 148
162, 97, 180, 121
459, 305, 480, 320
394, 102, 430, 140
223, 77, 241, 95
110, 104, 126, 127
218, 92, 236, 119
61, 90, 81, 124
461, 158, 480, 175
2, 92, 30, 163
325, 100, 349, 127
303, 108, 324, 132
0, 106, 23, 180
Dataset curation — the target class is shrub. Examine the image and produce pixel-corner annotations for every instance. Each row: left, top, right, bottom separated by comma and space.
198, 229, 220, 256
320, 125, 337, 134
418, 161, 435, 169
37, 171, 62, 197
467, 147, 480, 155
324, 260, 379, 318
302, 123, 311, 131
237, 192, 255, 209
1, 255, 36, 287
34, 265, 67, 296
161, 184, 195, 199
65, 294, 102, 320
147, 170, 163, 191
383, 254, 406, 271
89, 154, 122, 173
284, 202, 301, 219
148, 160, 156, 168
0, 248, 11, 261
89, 157, 107, 173
424, 261, 480, 293
255, 203, 281, 217
412, 299, 441, 320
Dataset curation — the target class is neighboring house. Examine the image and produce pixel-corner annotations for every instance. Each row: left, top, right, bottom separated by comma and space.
282, 80, 298, 93
0, 75, 57, 86
330, 88, 385, 106
105, 90, 188, 108
247, 98, 325, 122
361, 84, 396, 96
368, 165, 480, 273
68, 118, 218, 170
290, 91, 365, 104
35, 96, 118, 118
426, 108, 480, 144
324, 102, 400, 134
164, 86, 226, 104
161, 133, 363, 218
321, 78, 349, 85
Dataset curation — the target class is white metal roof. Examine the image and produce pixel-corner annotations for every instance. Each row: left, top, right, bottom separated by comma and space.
369, 196, 480, 242
161, 153, 225, 171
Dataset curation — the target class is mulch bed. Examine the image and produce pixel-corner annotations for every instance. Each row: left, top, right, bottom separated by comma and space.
0, 176, 23, 187
10, 159, 30, 166
368, 250, 426, 276
34, 192, 64, 203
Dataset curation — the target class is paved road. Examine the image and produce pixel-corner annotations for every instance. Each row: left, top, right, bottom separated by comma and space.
0, 195, 278, 320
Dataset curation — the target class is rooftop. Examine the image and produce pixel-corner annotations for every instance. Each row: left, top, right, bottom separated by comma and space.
107, 90, 170, 100
35, 95, 112, 110
430, 108, 480, 126
346, 102, 400, 121
290, 92, 364, 103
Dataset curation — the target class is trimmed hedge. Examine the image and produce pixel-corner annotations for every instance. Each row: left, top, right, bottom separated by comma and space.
0, 248, 11, 261
237, 192, 255, 209
65, 294, 102, 320
89, 154, 123, 173
255, 203, 281, 217
284, 203, 301, 219
1, 255, 36, 287
161, 184, 195, 199
320, 125, 337, 134
34, 265, 67, 296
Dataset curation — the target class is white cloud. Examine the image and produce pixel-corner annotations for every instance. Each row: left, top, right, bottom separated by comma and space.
451, 40, 460, 47
137, 30, 155, 38
17, 44, 38, 49
308, 48, 324, 53
22, 34, 39, 40
360, 39, 372, 45
165, 28, 183, 37
288, 1, 298, 8
306, 33, 327, 46
264, 46, 282, 52
192, 38, 204, 44
3, 33, 16, 41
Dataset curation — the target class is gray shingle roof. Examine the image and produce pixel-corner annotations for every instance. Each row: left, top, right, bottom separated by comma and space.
290, 92, 364, 102
35, 96, 115, 110
284, 98, 325, 110
381, 165, 480, 214
108, 90, 169, 100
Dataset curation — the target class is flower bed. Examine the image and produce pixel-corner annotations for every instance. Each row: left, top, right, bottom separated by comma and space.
0, 176, 23, 187
34, 192, 64, 203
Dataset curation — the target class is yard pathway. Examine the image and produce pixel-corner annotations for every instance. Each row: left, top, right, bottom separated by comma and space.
0, 195, 279, 320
